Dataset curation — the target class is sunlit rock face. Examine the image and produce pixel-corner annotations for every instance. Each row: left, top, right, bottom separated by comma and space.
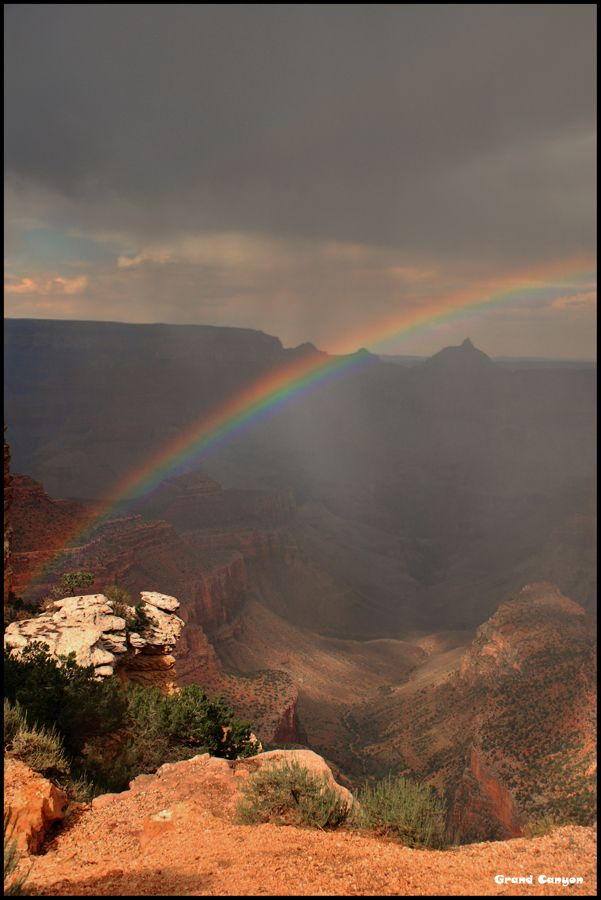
459, 582, 586, 686
4, 758, 69, 854
450, 583, 596, 840
4, 592, 185, 691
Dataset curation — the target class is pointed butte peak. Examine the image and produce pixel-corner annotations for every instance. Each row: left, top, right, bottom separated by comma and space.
420, 337, 495, 372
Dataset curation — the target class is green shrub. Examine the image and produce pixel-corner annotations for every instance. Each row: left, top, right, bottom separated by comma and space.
4, 642, 126, 757
129, 601, 150, 633
103, 585, 135, 621
3, 593, 25, 629
4, 699, 100, 803
101, 587, 149, 633
102, 585, 135, 606
58, 571, 95, 596
235, 759, 353, 829
355, 773, 447, 849
122, 683, 255, 776
4, 642, 257, 798
4, 698, 26, 748
522, 813, 562, 838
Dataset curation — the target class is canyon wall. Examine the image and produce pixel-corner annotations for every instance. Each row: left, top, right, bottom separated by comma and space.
4, 425, 13, 607
344, 582, 596, 841
270, 693, 308, 745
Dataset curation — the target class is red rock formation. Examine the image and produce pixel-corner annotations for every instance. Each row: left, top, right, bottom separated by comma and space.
10, 474, 88, 598
187, 527, 284, 568
271, 694, 307, 745
174, 622, 222, 682
459, 582, 586, 686
185, 554, 248, 632
4, 424, 13, 606
4, 758, 69, 854
91, 748, 353, 825
232, 486, 296, 524
136, 473, 295, 534
450, 746, 526, 844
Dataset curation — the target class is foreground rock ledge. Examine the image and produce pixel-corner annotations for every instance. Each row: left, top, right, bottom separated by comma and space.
6, 748, 596, 896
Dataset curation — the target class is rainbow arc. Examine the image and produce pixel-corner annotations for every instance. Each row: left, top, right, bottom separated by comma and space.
19, 255, 596, 593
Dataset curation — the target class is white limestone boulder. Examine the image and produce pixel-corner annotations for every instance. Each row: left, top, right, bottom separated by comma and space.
4, 591, 185, 681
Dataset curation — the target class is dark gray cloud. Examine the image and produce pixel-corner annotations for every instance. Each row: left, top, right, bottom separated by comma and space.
4, 4, 596, 258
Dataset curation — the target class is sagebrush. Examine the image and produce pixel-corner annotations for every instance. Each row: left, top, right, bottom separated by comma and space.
235, 759, 353, 829
355, 772, 447, 848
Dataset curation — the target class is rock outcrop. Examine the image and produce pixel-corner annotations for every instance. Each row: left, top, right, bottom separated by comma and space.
10, 473, 89, 599
4, 424, 14, 607
271, 694, 308, 745
4, 758, 69, 854
4, 592, 185, 692
450, 746, 526, 844
173, 621, 222, 682
184, 553, 248, 633
91, 748, 354, 821
459, 582, 586, 685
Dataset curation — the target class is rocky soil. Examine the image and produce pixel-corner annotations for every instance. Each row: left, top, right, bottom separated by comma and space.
8, 751, 596, 896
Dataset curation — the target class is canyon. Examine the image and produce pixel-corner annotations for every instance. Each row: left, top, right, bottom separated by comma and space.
3, 319, 597, 843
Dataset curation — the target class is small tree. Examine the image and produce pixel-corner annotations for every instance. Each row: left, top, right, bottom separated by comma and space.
122, 683, 256, 774
57, 571, 96, 596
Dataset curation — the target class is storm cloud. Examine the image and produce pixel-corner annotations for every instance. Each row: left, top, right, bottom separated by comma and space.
4, 4, 597, 356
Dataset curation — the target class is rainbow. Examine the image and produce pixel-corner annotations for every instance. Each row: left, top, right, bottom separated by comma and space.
19, 255, 596, 594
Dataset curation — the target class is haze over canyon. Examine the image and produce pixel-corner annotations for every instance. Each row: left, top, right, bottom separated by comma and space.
4, 317, 596, 841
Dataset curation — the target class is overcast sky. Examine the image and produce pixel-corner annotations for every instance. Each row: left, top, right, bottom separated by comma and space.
4, 4, 596, 358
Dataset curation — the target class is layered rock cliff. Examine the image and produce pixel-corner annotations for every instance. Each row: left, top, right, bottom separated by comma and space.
449, 745, 527, 844
136, 471, 296, 532
10, 473, 88, 598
